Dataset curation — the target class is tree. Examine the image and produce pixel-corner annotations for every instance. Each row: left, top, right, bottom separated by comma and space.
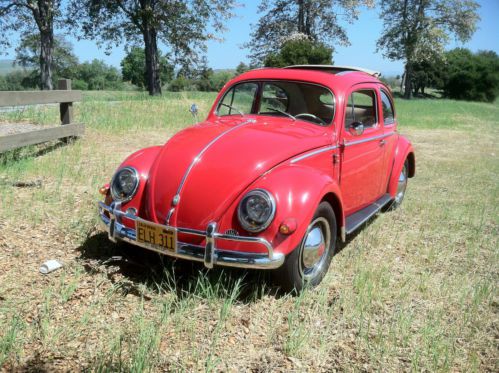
246, 0, 373, 64
69, 0, 237, 96
15, 34, 78, 85
121, 47, 174, 89
235, 62, 250, 75
264, 34, 332, 67
0, 0, 63, 90
377, 0, 480, 99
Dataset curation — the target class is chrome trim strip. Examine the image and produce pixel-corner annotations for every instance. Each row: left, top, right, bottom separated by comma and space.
98, 201, 284, 270
290, 145, 339, 163
344, 131, 395, 147
172, 118, 256, 206
165, 207, 175, 225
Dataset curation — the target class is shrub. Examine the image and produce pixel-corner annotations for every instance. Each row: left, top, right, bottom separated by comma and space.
443, 49, 499, 102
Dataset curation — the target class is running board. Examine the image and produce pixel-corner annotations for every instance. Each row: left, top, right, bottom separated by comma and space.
345, 194, 392, 234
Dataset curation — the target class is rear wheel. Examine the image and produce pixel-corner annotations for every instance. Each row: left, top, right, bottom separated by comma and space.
274, 202, 336, 293
386, 159, 409, 211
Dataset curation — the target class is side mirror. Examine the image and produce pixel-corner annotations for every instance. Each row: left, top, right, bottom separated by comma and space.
348, 121, 364, 136
189, 103, 199, 121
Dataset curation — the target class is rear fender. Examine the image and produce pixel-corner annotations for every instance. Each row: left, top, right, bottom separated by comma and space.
217, 164, 345, 256
388, 135, 415, 197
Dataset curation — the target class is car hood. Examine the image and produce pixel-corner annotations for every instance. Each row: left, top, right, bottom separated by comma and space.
144, 116, 331, 230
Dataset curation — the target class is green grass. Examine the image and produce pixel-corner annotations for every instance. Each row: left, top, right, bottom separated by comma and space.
0, 91, 497, 371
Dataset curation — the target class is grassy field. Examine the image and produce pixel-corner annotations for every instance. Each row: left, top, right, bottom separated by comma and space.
0, 91, 497, 372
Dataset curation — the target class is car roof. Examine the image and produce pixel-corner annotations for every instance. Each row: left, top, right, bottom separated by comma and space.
284, 65, 381, 77
230, 66, 381, 91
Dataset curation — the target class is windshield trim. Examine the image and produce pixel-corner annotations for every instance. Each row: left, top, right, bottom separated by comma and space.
215, 79, 336, 126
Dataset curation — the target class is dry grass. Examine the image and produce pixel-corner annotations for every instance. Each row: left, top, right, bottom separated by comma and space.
0, 93, 497, 372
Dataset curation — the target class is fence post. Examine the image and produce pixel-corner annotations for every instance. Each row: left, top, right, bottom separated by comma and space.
58, 79, 73, 125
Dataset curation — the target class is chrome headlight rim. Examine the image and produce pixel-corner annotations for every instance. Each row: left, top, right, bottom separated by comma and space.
237, 188, 276, 233
110, 166, 140, 203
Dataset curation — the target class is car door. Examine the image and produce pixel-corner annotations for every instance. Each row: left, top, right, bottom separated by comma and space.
340, 85, 386, 215
378, 87, 397, 191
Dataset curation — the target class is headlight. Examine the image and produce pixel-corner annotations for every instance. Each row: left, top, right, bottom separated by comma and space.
237, 189, 276, 232
110, 167, 139, 202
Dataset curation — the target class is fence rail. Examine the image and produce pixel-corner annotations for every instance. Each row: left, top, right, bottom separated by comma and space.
0, 90, 82, 107
0, 79, 84, 153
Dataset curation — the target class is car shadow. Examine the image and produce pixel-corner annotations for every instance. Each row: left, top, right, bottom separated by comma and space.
77, 212, 384, 302
76, 232, 278, 304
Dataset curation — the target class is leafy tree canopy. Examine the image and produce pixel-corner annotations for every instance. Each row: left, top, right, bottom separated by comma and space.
15, 33, 78, 84
264, 34, 333, 67
0, 0, 65, 89
377, 0, 480, 99
247, 0, 373, 64
68, 0, 237, 95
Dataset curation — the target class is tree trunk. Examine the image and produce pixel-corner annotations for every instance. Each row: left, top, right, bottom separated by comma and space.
404, 62, 413, 99
143, 26, 162, 96
30, 0, 55, 90
39, 30, 54, 90
297, 0, 304, 33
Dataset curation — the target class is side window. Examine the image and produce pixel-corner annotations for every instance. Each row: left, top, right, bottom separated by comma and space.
217, 82, 258, 116
380, 89, 395, 125
345, 90, 378, 129
259, 83, 289, 113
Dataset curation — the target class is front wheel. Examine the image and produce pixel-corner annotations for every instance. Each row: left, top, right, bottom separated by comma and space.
273, 202, 336, 293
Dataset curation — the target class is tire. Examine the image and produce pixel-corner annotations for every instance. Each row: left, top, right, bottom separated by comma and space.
273, 201, 337, 293
386, 159, 409, 211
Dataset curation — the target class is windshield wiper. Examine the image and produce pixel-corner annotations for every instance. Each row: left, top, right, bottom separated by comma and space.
219, 103, 245, 116
265, 107, 296, 121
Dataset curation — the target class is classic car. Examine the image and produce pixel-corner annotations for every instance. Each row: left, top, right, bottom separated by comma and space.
98, 65, 415, 292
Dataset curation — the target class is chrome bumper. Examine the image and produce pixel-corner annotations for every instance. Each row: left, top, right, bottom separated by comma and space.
98, 202, 284, 270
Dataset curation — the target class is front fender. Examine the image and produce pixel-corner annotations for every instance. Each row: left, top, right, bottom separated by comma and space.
108, 146, 162, 223
217, 164, 344, 256
388, 135, 415, 197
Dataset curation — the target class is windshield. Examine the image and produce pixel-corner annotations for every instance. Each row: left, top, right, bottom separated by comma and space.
216, 81, 335, 126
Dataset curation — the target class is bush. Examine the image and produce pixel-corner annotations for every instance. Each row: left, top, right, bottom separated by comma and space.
0, 70, 35, 91
168, 76, 193, 92
209, 71, 233, 91
442, 49, 499, 102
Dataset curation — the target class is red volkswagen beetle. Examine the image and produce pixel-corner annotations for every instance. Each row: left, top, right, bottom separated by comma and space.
98, 65, 415, 292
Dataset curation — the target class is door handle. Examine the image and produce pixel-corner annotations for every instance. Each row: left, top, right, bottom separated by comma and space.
379, 139, 386, 146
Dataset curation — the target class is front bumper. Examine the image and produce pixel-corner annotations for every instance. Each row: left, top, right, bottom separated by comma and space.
98, 202, 284, 270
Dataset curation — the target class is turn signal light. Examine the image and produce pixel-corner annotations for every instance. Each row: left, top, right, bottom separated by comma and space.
279, 218, 297, 235
99, 184, 110, 195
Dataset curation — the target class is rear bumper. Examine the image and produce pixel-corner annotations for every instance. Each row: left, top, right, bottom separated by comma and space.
98, 202, 284, 270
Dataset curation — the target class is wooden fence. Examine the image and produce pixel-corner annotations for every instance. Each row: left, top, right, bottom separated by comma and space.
0, 79, 84, 153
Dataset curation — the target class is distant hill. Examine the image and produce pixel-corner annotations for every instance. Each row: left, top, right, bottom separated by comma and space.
0, 60, 22, 75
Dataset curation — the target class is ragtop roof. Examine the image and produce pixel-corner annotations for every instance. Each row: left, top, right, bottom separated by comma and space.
284, 65, 381, 77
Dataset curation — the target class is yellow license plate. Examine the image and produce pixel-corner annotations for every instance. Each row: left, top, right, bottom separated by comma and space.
136, 219, 177, 252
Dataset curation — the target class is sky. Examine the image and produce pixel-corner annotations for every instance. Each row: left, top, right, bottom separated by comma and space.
3, 0, 499, 77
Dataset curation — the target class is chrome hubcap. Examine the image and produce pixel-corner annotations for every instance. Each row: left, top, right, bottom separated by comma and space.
395, 164, 408, 204
299, 217, 331, 280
